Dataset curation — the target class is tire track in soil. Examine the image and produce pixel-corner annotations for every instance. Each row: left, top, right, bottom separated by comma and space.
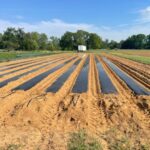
39, 55, 87, 117
85, 54, 108, 136
0, 54, 149, 149
98, 58, 150, 149
0, 56, 77, 126
4, 55, 77, 112
98, 56, 150, 137
31, 55, 89, 148
38, 55, 106, 148
17, 54, 89, 150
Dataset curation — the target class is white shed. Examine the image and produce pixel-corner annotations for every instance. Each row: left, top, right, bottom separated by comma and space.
78, 45, 87, 51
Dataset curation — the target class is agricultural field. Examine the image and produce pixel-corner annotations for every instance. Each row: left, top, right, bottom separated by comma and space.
0, 53, 149, 149
0, 50, 61, 62
104, 50, 150, 64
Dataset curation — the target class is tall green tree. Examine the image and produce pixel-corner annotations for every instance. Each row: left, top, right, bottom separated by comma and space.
0, 33, 3, 49
2, 28, 19, 50
74, 30, 89, 47
109, 40, 120, 49
102, 39, 109, 49
60, 32, 75, 50
38, 33, 48, 50
145, 35, 150, 49
16, 28, 26, 50
1, 27, 150, 51
121, 34, 146, 49
47, 36, 60, 51
87, 33, 103, 49
23, 33, 39, 50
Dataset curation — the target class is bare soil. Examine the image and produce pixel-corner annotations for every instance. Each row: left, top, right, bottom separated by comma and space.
0, 53, 149, 150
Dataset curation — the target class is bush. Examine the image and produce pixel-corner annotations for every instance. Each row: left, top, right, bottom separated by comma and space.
0, 144, 20, 150
67, 130, 102, 150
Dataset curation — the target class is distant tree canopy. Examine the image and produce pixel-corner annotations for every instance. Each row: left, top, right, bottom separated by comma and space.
0, 28, 49, 50
47, 36, 60, 51
60, 30, 103, 50
88, 33, 103, 49
121, 34, 146, 49
102, 34, 150, 50
0, 27, 150, 50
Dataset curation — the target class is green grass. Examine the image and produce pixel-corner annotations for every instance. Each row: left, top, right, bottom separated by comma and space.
1, 49, 149, 64
0, 144, 21, 150
101, 127, 150, 150
0, 50, 61, 62
67, 130, 102, 150
109, 52, 150, 64
88, 49, 150, 65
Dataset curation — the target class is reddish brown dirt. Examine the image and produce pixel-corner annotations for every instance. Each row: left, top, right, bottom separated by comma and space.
103, 53, 150, 74
105, 55, 150, 89
0, 53, 149, 150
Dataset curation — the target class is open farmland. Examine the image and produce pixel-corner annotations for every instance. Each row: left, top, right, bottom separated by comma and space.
104, 50, 150, 64
0, 51, 61, 62
0, 53, 150, 149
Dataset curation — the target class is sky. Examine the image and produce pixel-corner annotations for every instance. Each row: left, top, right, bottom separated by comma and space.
0, 0, 150, 41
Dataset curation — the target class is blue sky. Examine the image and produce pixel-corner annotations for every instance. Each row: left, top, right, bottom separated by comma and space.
1, 0, 150, 41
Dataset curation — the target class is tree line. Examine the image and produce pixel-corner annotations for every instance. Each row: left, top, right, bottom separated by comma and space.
0, 27, 150, 51
0, 28, 60, 51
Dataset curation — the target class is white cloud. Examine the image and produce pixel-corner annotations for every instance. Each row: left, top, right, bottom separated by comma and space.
0, 17, 150, 42
0, 19, 94, 36
137, 6, 150, 23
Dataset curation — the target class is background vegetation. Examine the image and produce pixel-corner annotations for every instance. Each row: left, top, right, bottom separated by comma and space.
67, 130, 102, 150
0, 28, 103, 51
107, 51, 150, 64
1, 27, 150, 51
0, 51, 61, 62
